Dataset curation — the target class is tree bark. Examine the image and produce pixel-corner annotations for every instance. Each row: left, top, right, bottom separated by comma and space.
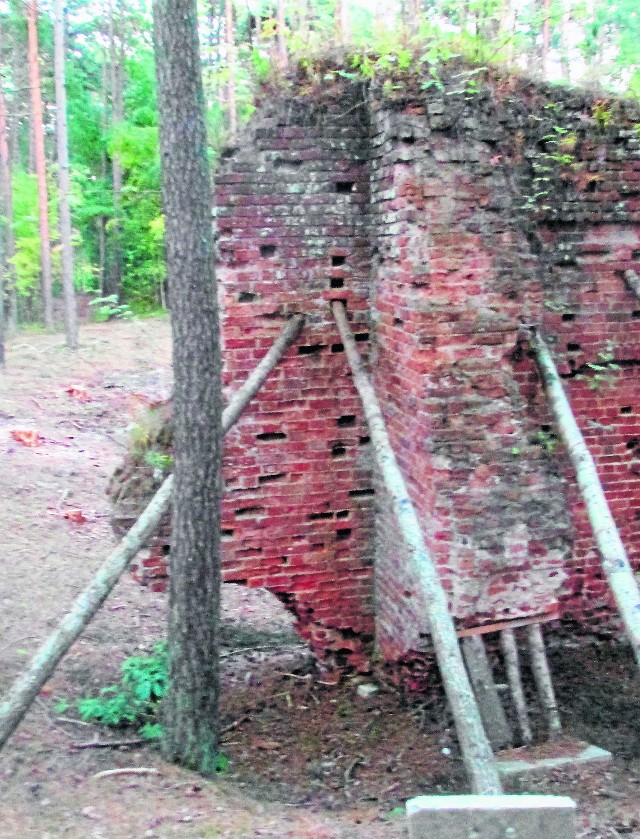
0, 314, 303, 754
336, 0, 350, 45
276, 0, 288, 70
541, 0, 551, 76
332, 301, 502, 796
530, 328, 640, 671
0, 24, 17, 333
26, 0, 54, 329
54, 0, 78, 349
224, 0, 237, 143
155, 0, 224, 774
106, 0, 124, 300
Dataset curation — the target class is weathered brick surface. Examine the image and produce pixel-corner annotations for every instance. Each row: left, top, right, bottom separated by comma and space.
120, 73, 640, 673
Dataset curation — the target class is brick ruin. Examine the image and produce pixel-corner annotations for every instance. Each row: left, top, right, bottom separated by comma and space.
113, 68, 640, 678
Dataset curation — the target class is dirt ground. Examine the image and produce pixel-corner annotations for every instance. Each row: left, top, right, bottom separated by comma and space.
2, 318, 640, 838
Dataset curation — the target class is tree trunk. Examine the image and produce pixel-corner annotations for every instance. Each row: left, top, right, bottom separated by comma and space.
107, 0, 124, 300
54, 0, 78, 349
224, 0, 237, 143
276, 0, 288, 69
540, 0, 551, 76
0, 53, 17, 335
332, 301, 502, 796
26, 0, 54, 329
336, 0, 350, 45
153, 0, 223, 775
530, 328, 640, 671
0, 314, 303, 754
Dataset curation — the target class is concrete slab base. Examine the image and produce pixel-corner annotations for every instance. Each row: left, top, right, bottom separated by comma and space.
406, 794, 576, 839
497, 738, 613, 779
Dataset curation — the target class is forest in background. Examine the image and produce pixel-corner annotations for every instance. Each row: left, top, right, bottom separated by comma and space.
0, 0, 638, 347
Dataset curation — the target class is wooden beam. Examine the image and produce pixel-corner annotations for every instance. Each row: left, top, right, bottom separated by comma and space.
0, 315, 305, 752
332, 301, 502, 796
530, 327, 640, 671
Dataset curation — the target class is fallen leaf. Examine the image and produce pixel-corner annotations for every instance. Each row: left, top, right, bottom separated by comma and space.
10, 429, 42, 447
64, 509, 87, 524
65, 385, 91, 402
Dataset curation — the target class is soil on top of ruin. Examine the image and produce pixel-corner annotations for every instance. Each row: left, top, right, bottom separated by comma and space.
1, 317, 640, 838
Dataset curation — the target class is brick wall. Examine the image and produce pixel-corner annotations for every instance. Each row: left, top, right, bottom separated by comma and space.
119, 72, 640, 674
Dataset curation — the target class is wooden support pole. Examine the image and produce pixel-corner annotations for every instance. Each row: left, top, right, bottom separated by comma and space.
527, 624, 562, 738
0, 315, 304, 752
530, 328, 640, 671
500, 628, 533, 745
462, 635, 513, 751
332, 301, 502, 795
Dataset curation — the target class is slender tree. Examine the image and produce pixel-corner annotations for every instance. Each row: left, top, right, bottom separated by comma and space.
26, 0, 53, 329
0, 62, 17, 333
276, 0, 288, 69
224, 0, 237, 143
153, 0, 223, 773
54, 0, 78, 349
336, 0, 350, 45
107, 0, 124, 300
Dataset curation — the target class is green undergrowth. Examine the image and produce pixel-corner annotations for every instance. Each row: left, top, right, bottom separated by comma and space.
75, 642, 168, 741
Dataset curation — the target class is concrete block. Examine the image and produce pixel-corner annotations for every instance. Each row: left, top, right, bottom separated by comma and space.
406, 794, 576, 839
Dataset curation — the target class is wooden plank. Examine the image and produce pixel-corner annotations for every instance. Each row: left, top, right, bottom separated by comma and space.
457, 612, 560, 639
462, 635, 513, 751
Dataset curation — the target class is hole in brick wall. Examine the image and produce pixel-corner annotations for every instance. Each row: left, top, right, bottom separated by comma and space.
349, 488, 375, 498
274, 158, 303, 168
562, 313, 576, 322
620, 406, 633, 415
309, 511, 334, 520
311, 542, 325, 549
237, 547, 263, 557
221, 226, 233, 235
162, 544, 171, 555
235, 506, 265, 518
586, 180, 598, 193
298, 344, 326, 355
404, 590, 413, 598
221, 529, 234, 538
259, 311, 283, 320
260, 244, 277, 258
336, 510, 349, 519
541, 424, 552, 432
336, 181, 355, 194
331, 278, 345, 289
633, 311, 640, 319
627, 438, 640, 450
256, 432, 287, 441
337, 414, 356, 427
635, 511, 640, 521
258, 472, 287, 484
331, 343, 344, 353
394, 317, 404, 325
281, 556, 290, 565
238, 291, 256, 302
567, 342, 581, 351
355, 332, 369, 342
402, 136, 416, 145
332, 443, 347, 457
336, 528, 352, 540
633, 249, 640, 259
332, 255, 346, 266
359, 436, 371, 445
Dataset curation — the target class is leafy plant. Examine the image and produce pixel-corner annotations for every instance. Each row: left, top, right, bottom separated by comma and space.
88, 295, 133, 321
77, 642, 168, 736
144, 450, 173, 471
578, 342, 621, 390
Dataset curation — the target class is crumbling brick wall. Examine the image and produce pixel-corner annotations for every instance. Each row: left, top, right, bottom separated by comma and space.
114, 71, 640, 672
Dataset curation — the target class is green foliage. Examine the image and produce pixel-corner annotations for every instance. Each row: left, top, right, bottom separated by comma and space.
88, 295, 133, 321
578, 341, 621, 390
77, 642, 168, 736
144, 450, 173, 471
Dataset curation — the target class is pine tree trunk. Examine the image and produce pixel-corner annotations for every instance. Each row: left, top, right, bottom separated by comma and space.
0, 56, 18, 334
54, 0, 78, 349
107, 0, 124, 300
276, 0, 288, 69
224, 0, 237, 143
540, 0, 551, 75
336, 0, 350, 45
26, 0, 54, 329
153, 0, 223, 775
